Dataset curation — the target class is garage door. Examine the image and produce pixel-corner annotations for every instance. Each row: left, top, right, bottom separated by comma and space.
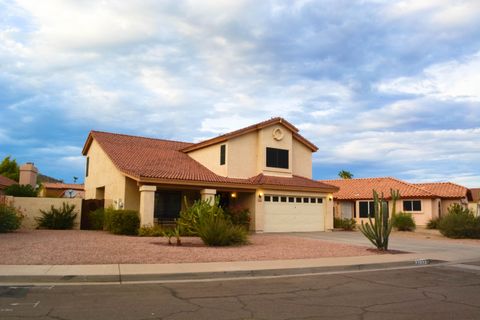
263, 195, 325, 232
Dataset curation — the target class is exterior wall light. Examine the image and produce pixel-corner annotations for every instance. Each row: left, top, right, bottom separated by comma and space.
258, 192, 263, 201
328, 195, 333, 201
231, 192, 237, 198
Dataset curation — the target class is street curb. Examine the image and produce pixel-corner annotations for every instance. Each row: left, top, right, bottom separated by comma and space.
0, 259, 445, 284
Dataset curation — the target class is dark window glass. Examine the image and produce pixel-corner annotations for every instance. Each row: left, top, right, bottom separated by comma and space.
86, 157, 89, 177
369, 201, 375, 217
296, 197, 302, 203
220, 145, 226, 165
264, 195, 271, 202
303, 197, 309, 203
288, 197, 295, 203
412, 200, 421, 211
272, 196, 279, 202
359, 201, 369, 218
317, 198, 323, 204
310, 197, 316, 203
403, 201, 412, 211
266, 147, 289, 169
281, 196, 287, 202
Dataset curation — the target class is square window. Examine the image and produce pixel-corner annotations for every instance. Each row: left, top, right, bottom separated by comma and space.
317, 198, 323, 204
272, 196, 279, 202
281, 196, 287, 202
264, 195, 271, 202
296, 197, 302, 203
266, 147, 289, 169
310, 197, 316, 203
288, 197, 295, 203
303, 197, 309, 203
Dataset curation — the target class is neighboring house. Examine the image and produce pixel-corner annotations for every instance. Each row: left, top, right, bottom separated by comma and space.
320, 177, 469, 226
0, 174, 17, 195
82, 117, 338, 232
38, 183, 85, 198
468, 188, 480, 216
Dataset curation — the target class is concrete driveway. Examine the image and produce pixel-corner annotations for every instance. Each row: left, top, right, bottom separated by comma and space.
288, 230, 480, 262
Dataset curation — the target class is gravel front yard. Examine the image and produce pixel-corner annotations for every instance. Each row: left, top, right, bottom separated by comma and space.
0, 230, 377, 265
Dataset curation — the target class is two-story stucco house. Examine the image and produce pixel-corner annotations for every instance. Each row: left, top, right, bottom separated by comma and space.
82, 117, 338, 232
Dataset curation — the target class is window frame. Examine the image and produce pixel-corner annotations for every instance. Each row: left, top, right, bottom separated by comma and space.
220, 144, 226, 165
359, 201, 375, 218
403, 200, 422, 212
266, 147, 289, 169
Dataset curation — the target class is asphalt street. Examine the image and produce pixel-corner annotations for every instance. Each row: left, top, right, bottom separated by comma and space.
1, 261, 480, 320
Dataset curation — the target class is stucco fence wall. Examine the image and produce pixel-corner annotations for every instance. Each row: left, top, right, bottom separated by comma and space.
3, 196, 82, 230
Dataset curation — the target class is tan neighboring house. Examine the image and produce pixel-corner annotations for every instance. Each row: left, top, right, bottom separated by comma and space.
38, 183, 85, 198
320, 177, 469, 226
0, 175, 17, 195
82, 117, 338, 232
468, 188, 480, 216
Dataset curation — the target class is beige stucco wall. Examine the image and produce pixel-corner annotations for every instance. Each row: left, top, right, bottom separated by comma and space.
187, 143, 228, 177
84, 139, 127, 208
440, 199, 465, 216
11, 197, 82, 230
185, 123, 313, 180
468, 202, 480, 216
292, 139, 312, 178
124, 177, 140, 211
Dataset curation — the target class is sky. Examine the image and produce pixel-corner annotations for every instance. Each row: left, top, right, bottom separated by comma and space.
0, 0, 479, 187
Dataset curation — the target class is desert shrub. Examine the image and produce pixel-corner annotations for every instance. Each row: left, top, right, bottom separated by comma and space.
162, 226, 182, 245
392, 212, 416, 231
36, 203, 77, 230
0, 204, 23, 232
4, 184, 38, 197
334, 217, 356, 230
426, 217, 440, 229
224, 206, 251, 229
197, 212, 248, 246
177, 197, 224, 236
138, 224, 164, 237
87, 208, 105, 230
437, 204, 480, 239
104, 209, 139, 235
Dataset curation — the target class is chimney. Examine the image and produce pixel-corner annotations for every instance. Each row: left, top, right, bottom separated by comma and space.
19, 162, 38, 188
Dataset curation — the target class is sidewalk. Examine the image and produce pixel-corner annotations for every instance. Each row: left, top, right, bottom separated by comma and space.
0, 250, 469, 285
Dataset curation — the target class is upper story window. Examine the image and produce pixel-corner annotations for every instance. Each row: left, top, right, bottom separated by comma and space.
266, 147, 289, 169
403, 200, 421, 212
85, 157, 89, 177
220, 144, 226, 165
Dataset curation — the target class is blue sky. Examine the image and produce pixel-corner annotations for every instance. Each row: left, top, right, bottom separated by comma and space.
0, 0, 479, 187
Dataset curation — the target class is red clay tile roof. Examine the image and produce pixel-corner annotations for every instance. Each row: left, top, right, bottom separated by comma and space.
469, 188, 480, 202
0, 175, 17, 188
181, 117, 318, 152
82, 131, 334, 192
319, 177, 435, 200
250, 174, 338, 192
42, 183, 84, 190
414, 182, 468, 199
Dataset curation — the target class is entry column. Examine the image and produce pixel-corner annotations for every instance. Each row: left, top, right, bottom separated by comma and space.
200, 189, 216, 203
139, 185, 157, 226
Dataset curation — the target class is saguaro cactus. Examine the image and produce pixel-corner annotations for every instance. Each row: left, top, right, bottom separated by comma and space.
359, 189, 400, 251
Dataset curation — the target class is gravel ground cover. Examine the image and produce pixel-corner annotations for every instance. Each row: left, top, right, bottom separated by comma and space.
0, 230, 377, 265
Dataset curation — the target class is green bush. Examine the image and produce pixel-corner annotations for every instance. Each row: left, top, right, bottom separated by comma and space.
197, 212, 248, 246
178, 197, 224, 236
392, 212, 416, 231
438, 204, 480, 239
0, 204, 23, 232
87, 208, 105, 230
334, 217, 356, 230
36, 203, 77, 229
224, 206, 251, 229
104, 209, 139, 235
138, 224, 164, 237
426, 217, 440, 229
4, 184, 38, 197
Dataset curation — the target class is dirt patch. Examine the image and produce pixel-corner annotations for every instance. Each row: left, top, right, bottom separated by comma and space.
0, 230, 378, 265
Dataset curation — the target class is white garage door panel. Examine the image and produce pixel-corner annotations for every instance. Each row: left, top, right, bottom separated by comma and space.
264, 202, 325, 232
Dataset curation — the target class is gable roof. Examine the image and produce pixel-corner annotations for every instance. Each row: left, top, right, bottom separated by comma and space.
468, 188, 480, 202
413, 182, 468, 199
319, 177, 435, 200
0, 175, 17, 188
181, 117, 318, 152
42, 183, 84, 191
82, 130, 336, 192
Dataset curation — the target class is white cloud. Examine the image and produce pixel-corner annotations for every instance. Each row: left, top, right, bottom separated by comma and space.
376, 51, 480, 102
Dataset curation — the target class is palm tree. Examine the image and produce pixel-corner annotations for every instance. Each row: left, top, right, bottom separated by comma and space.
338, 170, 353, 179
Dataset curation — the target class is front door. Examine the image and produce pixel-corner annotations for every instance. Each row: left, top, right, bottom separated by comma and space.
154, 191, 182, 223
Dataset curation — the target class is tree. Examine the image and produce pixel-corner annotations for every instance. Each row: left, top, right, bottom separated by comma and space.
0, 156, 19, 181
338, 170, 353, 179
